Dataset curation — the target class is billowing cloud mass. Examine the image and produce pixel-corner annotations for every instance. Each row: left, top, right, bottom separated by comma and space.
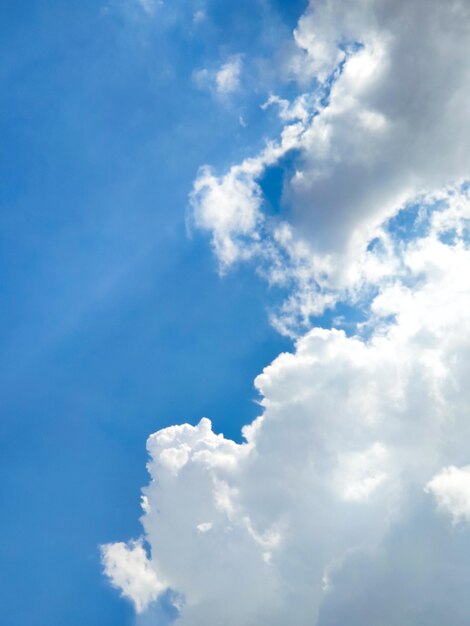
191, 0, 470, 334
102, 1, 470, 624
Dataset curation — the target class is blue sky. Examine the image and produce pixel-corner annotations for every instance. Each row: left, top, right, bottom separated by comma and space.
0, 2, 305, 624
3, 2, 470, 626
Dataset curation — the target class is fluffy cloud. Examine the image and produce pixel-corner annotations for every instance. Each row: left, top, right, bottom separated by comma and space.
101, 540, 166, 613
289, 0, 470, 254
103, 186, 470, 622
190, 0, 470, 333
102, 1, 470, 623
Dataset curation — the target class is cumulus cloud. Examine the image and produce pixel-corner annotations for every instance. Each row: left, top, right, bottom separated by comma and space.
102, 0, 470, 623
190, 0, 470, 333
102, 185, 470, 622
288, 0, 470, 253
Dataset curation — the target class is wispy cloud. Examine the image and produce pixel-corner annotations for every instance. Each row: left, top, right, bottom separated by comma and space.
136, 0, 162, 16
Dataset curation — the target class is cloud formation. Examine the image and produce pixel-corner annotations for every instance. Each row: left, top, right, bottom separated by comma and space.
102, 183, 470, 622
193, 55, 243, 98
102, 1, 470, 623
190, 0, 470, 334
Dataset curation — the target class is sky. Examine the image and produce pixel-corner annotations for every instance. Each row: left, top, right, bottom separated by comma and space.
2, 1, 470, 625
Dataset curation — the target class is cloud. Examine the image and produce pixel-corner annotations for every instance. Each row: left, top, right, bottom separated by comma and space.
102, 186, 470, 621
215, 56, 242, 95
426, 466, 470, 524
193, 56, 243, 99
316, 498, 470, 626
190, 0, 470, 333
100, 540, 166, 613
287, 0, 470, 256
136, 0, 162, 15
102, 0, 470, 622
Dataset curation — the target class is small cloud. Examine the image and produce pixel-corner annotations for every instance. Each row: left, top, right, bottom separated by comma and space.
136, 0, 162, 15
193, 9, 206, 24
193, 55, 243, 100
215, 56, 242, 95
196, 522, 213, 533
101, 540, 167, 613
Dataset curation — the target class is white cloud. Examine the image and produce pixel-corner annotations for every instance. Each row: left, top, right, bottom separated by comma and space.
189, 115, 308, 270
215, 56, 242, 95
286, 0, 470, 261
102, 192, 470, 620
196, 522, 213, 533
193, 56, 243, 99
102, 0, 470, 622
101, 540, 166, 613
426, 466, 470, 524
190, 0, 470, 333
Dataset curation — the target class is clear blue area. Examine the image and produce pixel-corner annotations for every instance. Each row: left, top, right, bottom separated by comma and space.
0, 1, 310, 624
258, 149, 300, 217
385, 201, 429, 243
